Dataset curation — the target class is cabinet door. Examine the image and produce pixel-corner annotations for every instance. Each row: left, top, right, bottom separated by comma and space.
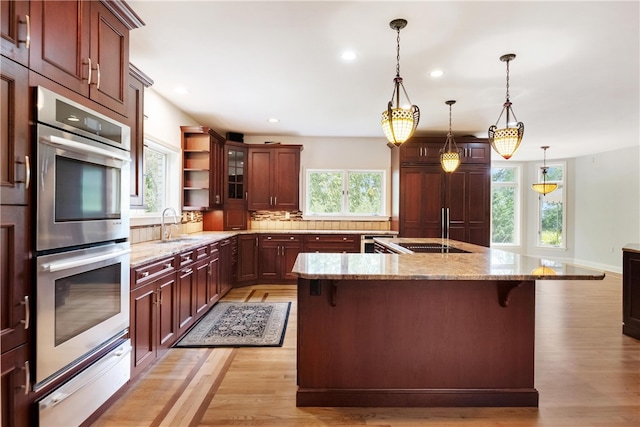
128, 67, 144, 207
0, 344, 30, 427
282, 242, 301, 281
446, 167, 490, 246
237, 234, 258, 283
218, 239, 233, 295
460, 141, 491, 164
88, 1, 129, 115
157, 275, 177, 351
399, 139, 441, 164
247, 148, 272, 210
1, 57, 30, 206
29, 1, 91, 97
400, 167, 444, 238
1, 0, 30, 66
130, 281, 156, 378
273, 148, 300, 210
194, 259, 209, 316
623, 251, 640, 339
226, 144, 247, 203
1, 205, 30, 353
258, 239, 279, 281
177, 266, 196, 335
207, 245, 220, 304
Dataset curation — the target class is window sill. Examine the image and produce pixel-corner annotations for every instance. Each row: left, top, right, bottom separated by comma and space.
301, 215, 390, 222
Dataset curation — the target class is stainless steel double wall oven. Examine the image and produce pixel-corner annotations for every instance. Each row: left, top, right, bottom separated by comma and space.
33, 86, 131, 397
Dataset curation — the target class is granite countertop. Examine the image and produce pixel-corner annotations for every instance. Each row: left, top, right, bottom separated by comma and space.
623, 244, 640, 254
130, 229, 398, 267
291, 238, 606, 281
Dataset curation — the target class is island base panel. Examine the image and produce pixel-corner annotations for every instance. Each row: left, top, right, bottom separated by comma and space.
296, 388, 539, 407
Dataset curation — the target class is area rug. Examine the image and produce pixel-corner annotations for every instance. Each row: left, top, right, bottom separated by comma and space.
174, 302, 291, 348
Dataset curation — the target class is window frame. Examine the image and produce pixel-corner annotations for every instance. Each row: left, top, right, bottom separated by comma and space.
304, 168, 387, 220
490, 163, 523, 247
130, 136, 180, 226
536, 160, 567, 249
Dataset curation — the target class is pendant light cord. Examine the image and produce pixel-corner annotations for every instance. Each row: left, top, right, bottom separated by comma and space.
395, 27, 401, 77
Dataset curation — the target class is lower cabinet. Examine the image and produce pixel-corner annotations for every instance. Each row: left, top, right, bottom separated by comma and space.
130, 256, 178, 379
0, 344, 30, 427
623, 248, 640, 339
130, 242, 229, 380
237, 234, 259, 283
218, 237, 237, 295
303, 234, 360, 253
259, 235, 301, 282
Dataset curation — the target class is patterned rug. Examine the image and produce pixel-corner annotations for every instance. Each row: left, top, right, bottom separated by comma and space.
174, 302, 291, 347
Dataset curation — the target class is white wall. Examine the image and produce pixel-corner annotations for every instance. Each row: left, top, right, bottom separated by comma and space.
244, 135, 391, 218
143, 89, 199, 148
572, 145, 640, 273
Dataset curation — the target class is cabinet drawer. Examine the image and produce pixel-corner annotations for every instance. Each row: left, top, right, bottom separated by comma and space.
261, 234, 302, 243
133, 256, 176, 287
304, 234, 358, 243
194, 245, 208, 261
178, 250, 195, 267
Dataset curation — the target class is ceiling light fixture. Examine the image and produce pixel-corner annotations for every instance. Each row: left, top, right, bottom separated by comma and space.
430, 69, 444, 78
381, 18, 419, 147
531, 146, 558, 195
267, 118, 279, 123
488, 53, 524, 159
440, 100, 461, 173
341, 51, 356, 61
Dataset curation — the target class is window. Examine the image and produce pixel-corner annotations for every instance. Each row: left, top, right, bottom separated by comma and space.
143, 144, 167, 213
491, 165, 521, 246
537, 162, 565, 248
140, 138, 179, 216
306, 170, 385, 217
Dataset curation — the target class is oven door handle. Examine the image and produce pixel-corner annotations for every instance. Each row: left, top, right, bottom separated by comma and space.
42, 248, 131, 273
46, 135, 131, 163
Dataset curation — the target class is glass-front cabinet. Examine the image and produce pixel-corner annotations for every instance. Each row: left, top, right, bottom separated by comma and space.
226, 145, 246, 202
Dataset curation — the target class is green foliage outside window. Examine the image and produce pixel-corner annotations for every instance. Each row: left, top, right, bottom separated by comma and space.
307, 170, 384, 216
347, 172, 383, 214
491, 167, 518, 245
143, 145, 166, 213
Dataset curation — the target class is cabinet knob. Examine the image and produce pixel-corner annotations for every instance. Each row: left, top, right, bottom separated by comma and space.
141, 271, 150, 277
18, 15, 30, 49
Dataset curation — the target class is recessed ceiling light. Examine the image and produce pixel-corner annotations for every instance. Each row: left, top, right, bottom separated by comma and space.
173, 86, 189, 94
341, 51, 357, 61
267, 118, 279, 123
430, 69, 444, 78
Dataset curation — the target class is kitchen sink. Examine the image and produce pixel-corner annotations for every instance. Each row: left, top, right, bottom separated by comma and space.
398, 243, 471, 253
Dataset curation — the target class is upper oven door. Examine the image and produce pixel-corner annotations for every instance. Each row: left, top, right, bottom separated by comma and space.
36, 124, 130, 252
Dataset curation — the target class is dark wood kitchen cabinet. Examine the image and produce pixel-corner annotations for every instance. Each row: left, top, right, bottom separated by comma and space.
130, 255, 178, 379
207, 242, 221, 304
303, 234, 360, 253
128, 64, 153, 207
400, 136, 491, 165
0, 344, 30, 427
393, 137, 491, 247
237, 234, 259, 283
247, 145, 302, 211
218, 237, 237, 295
28, 0, 142, 116
622, 247, 640, 340
1, 57, 33, 427
176, 249, 198, 336
259, 234, 301, 282
181, 126, 225, 210
1, 0, 30, 66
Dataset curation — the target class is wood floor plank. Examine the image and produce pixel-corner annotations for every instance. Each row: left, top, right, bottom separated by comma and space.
93, 279, 640, 427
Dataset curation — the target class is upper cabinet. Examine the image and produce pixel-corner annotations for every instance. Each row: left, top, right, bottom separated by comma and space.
400, 136, 491, 165
247, 145, 303, 211
128, 64, 153, 208
28, 0, 143, 116
1, 0, 31, 66
181, 126, 226, 211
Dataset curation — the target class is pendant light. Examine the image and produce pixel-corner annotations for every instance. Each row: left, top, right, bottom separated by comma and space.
381, 19, 420, 147
531, 146, 558, 195
440, 100, 461, 173
488, 53, 524, 159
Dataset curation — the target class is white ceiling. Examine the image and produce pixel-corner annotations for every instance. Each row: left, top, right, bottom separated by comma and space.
127, 0, 639, 161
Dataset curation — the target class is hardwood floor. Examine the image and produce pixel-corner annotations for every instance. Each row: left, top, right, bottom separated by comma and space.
93, 277, 639, 426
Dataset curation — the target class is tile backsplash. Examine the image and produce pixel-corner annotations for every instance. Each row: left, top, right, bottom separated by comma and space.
130, 210, 390, 244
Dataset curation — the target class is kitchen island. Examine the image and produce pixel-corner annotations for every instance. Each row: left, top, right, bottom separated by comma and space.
292, 238, 605, 408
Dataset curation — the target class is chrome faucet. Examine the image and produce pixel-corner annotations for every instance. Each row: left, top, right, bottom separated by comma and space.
161, 207, 179, 242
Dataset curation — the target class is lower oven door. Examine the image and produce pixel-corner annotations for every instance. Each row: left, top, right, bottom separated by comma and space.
35, 242, 130, 387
